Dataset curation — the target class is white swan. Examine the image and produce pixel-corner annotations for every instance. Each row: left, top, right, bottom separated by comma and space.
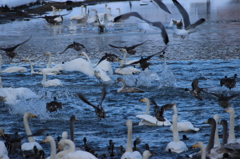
169, 120, 199, 132
38, 52, 61, 75
57, 139, 97, 159
42, 135, 57, 159
213, 114, 220, 147
191, 142, 208, 159
41, 72, 62, 87
22, 58, 40, 75
136, 98, 171, 126
224, 107, 238, 143
107, 7, 115, 21
2, 66, 27, 73
21, 112, 43, 151
87, 9, 98, 24
98, 4, 109, 23
121, 120, 144, 159
0, 133, 9, 159
165, 103, 188, 153
70, 5, 87, 22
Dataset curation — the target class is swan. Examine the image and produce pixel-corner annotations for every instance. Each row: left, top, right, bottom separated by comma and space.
98, 4, 109, 23
191, 142, 210, 159
57, 139, 97, 159
70, 5, 87, 22
121, 120, 152, 159
169, 120, 199, 132
22, 58, 39, 74
165, 103, 188, 153
0, 141, 9, 159
87, 9, 98, 24
224, 107, 237, 143
136, 98, 171, 126
116, 77, 144, 93
41, 72, 62, 87
38, 52, 61, 75
51, 6, 56, 16
42, 135, 57, 159
69, 20, 77, 31
116, 8, 121, 15
213, 114, 220, 147
2, 66, 27, 73
21, 112, 43, 151
70, 115, 77, 142
107, 7, 115, 21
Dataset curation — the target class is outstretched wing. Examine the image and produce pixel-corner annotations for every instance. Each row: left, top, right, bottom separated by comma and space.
128, 40, 148, 50
109, 44, 124, 49
186, 18, 205, 30
151, 22, 169, 45
162, 103, 175, 110
99, 86, 107, 107
114, 12, 145, 22
0, 35, 32, 52
172, 0, 190, 28
59, 44, 74, 54
153, 0, 171, 14
76, 93, 97, 109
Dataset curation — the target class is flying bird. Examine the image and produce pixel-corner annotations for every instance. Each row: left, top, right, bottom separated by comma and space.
114, 12, 169, 45
0, 35, 32, 59
76, 86, 106, 119
59, 41, 88, 54
121, 46, 167, 70
184, 79, 204, 100
37, 11, 71, 24
172, 0, 205, 37
94, 53, 120, 68
109, 40, 148, 55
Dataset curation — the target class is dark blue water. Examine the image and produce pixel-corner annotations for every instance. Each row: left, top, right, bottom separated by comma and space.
0, 0, 240, 158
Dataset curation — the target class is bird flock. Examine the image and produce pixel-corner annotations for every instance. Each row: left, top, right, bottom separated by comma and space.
0, 0, 239, 159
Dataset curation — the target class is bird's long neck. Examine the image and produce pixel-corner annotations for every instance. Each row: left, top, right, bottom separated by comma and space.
49, 136, 56, 159
108, 8, 112, 15
221, 122, 228, 146
228, 111, 235, 142
47, 54, 51, 68
122, 51, 127, 64
206, 120, 216, 154
145, 99, 150, 115
23, 114, 35, 142
65, 139, 76, 152
118, 9, 121, 15
119, 79, 126, 92
27, 59, 35, 74
70, 120, 74, 142
80, 7, 83, 15
199, 142, 206, 159
213, 115, 220, 147
42, 73, 46, 84
81, 52, 91, 63
126, 123, 133, 152
172, 112, 179, 142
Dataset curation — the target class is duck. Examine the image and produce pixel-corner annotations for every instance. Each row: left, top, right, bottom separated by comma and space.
76, 86, 106, 119
121, 120, 152, 159
115, 77, 144, 93
41, 71, 62, 87
172, 0, 205, 38
46, 97, 62, 112
57, 139, 98, 159
184, 79, 204, 100
136, 98, 171, 126
0, 35, 32, 59
70, 5, 88, 22
21, 112, 43, 151
220, 74, 237, 90
165, 103, 188, 153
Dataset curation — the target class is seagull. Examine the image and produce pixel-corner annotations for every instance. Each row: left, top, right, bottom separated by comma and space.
76, 86, 106, 119
109, 40, 148, 55
121, 46, 167, 70
184, 79, 204, 100
0, 35, 32, 59
114, 12, 169, 45
172, 0, 205, 38
59, 41, 88, 54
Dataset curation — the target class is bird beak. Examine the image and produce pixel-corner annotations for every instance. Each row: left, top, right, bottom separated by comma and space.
203, 120, 208, 124
42, 138, 47, 143
30, 113, 37, 118
192, 143, 197, 148
0, 132, 5, 138
44, 52, 50, 55
224, 109, 228, 113
114, 58, 120, 61
22, 59, 27, 61
119, 49, 124, 51
139, 98, 144, 102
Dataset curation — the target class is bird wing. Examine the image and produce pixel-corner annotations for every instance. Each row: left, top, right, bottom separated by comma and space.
114, 12, 145, 22
76, 93, 97, 109
59, 44, 74, 54
98, 86, 107, 107
151, 99, 159, 111
191, 79, 199, 90
162, 103, 175, 110
94, 55, 107, 68
228, 94, 240, 100
0, 35, 32, 51
151, 22, 169, 45
108, 44, 124, 49
172, 0, 190, 29
128, 40, 148, 50
186, 18, 205, 30
153, 0, 171, 14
